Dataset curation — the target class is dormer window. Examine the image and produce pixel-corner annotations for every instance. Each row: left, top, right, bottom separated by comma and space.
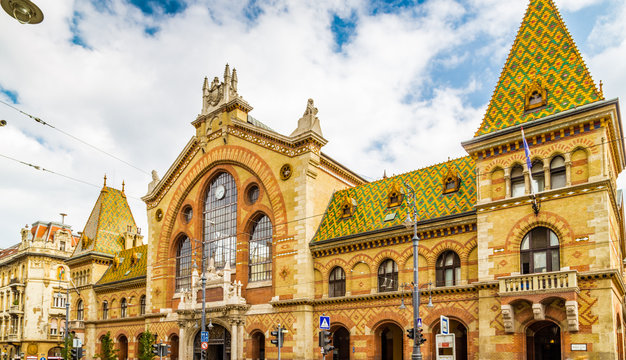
340, 196, 356, 218
524, 78, 548, 112
387, 183, 404, 208
442, 162, 461, 194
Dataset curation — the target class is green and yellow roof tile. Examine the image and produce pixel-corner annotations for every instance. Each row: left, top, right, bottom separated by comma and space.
97, 244, 148, 284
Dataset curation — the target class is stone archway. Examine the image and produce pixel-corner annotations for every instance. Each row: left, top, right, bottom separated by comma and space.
432, 319, 468, 359
526, 321, 561, 360
375, 322, 403, 360
117, 335, 128, 360
331, 326, 350, 360
192, 324, 231, 360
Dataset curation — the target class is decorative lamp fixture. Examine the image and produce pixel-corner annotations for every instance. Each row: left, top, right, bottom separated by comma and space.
1, 0, 43, 24
399, 296, 406, 310
208, 318, 214, 330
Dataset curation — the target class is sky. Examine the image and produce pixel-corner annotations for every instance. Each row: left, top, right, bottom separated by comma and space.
0, 0, 625, 248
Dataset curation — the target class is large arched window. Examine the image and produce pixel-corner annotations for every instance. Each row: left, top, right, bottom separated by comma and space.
329, 267, 346, 297
249, 215, 272, 282
139, 295, 146, 315
102, 301, 108, 320
175, 236, 192, 292
531, 161, 545, 192
521, 227, 560, 274
550, 156, 566, 189
436, 251, 461, 287
378, 259, 398, 292
511, 164, 525, 197
76, 300, 84, 321
120, 298, 127, 318
204, 172, 238, 269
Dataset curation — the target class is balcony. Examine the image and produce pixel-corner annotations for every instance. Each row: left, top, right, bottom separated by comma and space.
8, 279, 24, 290
48, 333, 63, 341
7, 334, 19, 341
49, 307, 66, 316
8, 305, 23, 315
499, 270, 578, 295
69, 320, 84, 329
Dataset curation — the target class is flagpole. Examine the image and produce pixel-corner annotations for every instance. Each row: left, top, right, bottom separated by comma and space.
521, 127, 540, 215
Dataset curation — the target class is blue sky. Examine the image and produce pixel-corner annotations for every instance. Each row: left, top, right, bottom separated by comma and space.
0, 0, 624, 247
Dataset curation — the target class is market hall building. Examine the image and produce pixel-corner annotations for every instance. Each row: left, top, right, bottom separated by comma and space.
66, 0, 626, 359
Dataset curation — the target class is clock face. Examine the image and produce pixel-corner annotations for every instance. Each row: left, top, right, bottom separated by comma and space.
215, 184, 226, 200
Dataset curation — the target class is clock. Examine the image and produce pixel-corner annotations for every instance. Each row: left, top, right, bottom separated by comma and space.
215, 184, 226, 200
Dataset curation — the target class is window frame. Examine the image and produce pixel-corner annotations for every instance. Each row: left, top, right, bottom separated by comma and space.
102, 300, 108, 320
76, 300, 84, 321
510, 164, 525, 197
248, 215, 273, 282
377, 259, 398, 292
531, 160, 545, 193
550, 156, 566, 189
435, 251, 461, 287
120, 298, 127, 318
520, 227, 560, 274
204, 172, 238, 269
328, 267, 346, 298
140, 295, 146, 316
175, 235, 192, 292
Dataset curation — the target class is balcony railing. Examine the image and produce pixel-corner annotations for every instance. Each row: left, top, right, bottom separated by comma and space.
499, 270, 578, 294
69, 320, 84, 329
8, 305, 23, 314
7, 334, 18, 341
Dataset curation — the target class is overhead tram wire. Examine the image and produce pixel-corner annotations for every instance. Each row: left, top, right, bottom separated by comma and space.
0, 152, 144, 201
0, 99, 150, 175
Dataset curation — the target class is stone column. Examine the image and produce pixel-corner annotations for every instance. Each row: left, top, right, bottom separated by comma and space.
504, 168, 511, 198
238, 321, 244, 360
230, 321, 238, 360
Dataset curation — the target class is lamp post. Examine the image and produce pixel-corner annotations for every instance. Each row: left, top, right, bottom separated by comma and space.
402, 182, 422, 360
200, 237, 206, 360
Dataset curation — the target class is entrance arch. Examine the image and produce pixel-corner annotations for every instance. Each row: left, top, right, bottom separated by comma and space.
526, 321, 560, 360
47, 347, 62, 360
170, 334, 179, 360
332, 326, 350, 360
432, 318, 468, 359
193, 324, 231, 360
250, 331, 265, 360
117, 335, 128, 360
376, 322, 403, 360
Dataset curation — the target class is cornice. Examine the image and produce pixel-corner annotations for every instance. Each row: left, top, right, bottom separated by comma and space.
66, 252, 114, 266
579, 269, 626, 295
319, 153, 367, 186
93, 276, 146, 291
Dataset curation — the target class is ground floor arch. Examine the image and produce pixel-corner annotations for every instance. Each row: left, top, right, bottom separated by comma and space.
47, 346, 63, 360
432, 318, 468, 359
331, 325, 350, 360
193, 324, 231, 360
170, 334, 180, 360
375, 322, 403, 360
249, 331, 265, 360
117, 335, 128, 360
525, 321, 560, 360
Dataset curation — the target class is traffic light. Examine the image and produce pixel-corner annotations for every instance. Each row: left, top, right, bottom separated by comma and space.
417, 328, 427, 345
151, 343, 160, 356
406, 328, 415, 339
200, 349, 207, 359
319, 330, 334, 355
163, 344, 171, 356
270, 328, 283, 348
69, 347, 82, 360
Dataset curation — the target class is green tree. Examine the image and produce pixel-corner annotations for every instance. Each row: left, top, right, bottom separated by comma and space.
61, 333, 73, 360
95, 331, 118, 360
138, 331, 157, 360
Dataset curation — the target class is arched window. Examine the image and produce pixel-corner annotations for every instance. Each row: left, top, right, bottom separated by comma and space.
120, 298, 127, 318
328, 267, 346, 297
175, 236, 191, 292
378, 259, 398, 292
139, 295, 146, 316
76, 300, 84, 321
204, 172, 238, 269
249, 215, 272, 282
436, 251, 461, 287
102, 301, 108, 320
531, 161, 544, 192
550, 156, 566, 189
521, 227, 560, 274
511, 164, 525, 197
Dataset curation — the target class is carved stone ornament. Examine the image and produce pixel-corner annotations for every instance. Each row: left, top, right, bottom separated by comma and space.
565, 300, 579, 332
155, 209, 163, 222
501, 304, 515, 333
290, 98, 323, 138
201, 64, 240, 115
532, 303, 545, 320
279, 164, 293, 181
524, 77, 548, 112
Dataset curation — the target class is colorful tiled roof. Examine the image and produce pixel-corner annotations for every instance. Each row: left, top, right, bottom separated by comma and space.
97, 245, 147, 285
72, 186, 136, 257
474, 0, 601, 137
312, 156, 475, 243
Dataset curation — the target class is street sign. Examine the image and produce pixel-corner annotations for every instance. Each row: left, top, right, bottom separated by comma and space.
319, 316, 330, 330
201, 342, 208, 350
416, 318, 422, 328
440, 315, 449, 335
201, 331, 209, 342
72, 338, 81, 348
40, 357, 46, 360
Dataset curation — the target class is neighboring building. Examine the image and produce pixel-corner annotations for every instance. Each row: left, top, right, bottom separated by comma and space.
0, 221, 78, 360
70, 0, 626, 359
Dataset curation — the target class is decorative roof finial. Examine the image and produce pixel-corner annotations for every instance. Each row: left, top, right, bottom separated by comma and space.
103, 174, 107, 187
599, 80, 604, 99
122, 180, 125, 193
383, 170, 387, 179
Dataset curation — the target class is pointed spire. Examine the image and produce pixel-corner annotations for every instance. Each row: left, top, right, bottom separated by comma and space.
202, 76, 208, 91
103, 174, 107, 187
474, 0, 601, 137
383, 170, 388, 179
224, 63, 231, 81
122, 180, 125, 192
231, 68, 238, 92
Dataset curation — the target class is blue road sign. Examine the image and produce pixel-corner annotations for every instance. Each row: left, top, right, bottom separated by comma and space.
201, 331, 209, 342
319, 316, 330, 330
416, 318, 422, 328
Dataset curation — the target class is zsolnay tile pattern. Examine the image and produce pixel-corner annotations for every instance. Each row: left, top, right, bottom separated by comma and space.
474, 0, 601, 137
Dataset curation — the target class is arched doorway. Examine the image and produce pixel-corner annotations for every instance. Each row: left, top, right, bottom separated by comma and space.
332, 326, 350, 360
47, 346, 62, 360
377, 323, 403, 360
170, 334, 179, 360
432, 318, 468, 359
250, 331, 265, 360
193, 324, 231, 360
526, 321, 560, 360
117, 335, 128, 360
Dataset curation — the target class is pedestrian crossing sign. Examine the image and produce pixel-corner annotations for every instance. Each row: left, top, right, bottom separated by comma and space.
319, 316, 330, 330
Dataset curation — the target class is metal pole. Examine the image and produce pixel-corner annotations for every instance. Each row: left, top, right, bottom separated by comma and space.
411, 193, 422, 360
65, 285, 69, 342
277, 324, 281, 360
201, 239, 207, 360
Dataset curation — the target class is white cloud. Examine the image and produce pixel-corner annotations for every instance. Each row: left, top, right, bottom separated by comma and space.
0, 0, 624, 247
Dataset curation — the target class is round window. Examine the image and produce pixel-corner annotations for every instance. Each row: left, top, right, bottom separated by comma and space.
247, 185, 260, 204
182, 205, 193, 223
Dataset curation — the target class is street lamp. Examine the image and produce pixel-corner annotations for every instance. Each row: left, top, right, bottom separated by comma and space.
399, 282, 434, 310
402, 181, 423, 360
